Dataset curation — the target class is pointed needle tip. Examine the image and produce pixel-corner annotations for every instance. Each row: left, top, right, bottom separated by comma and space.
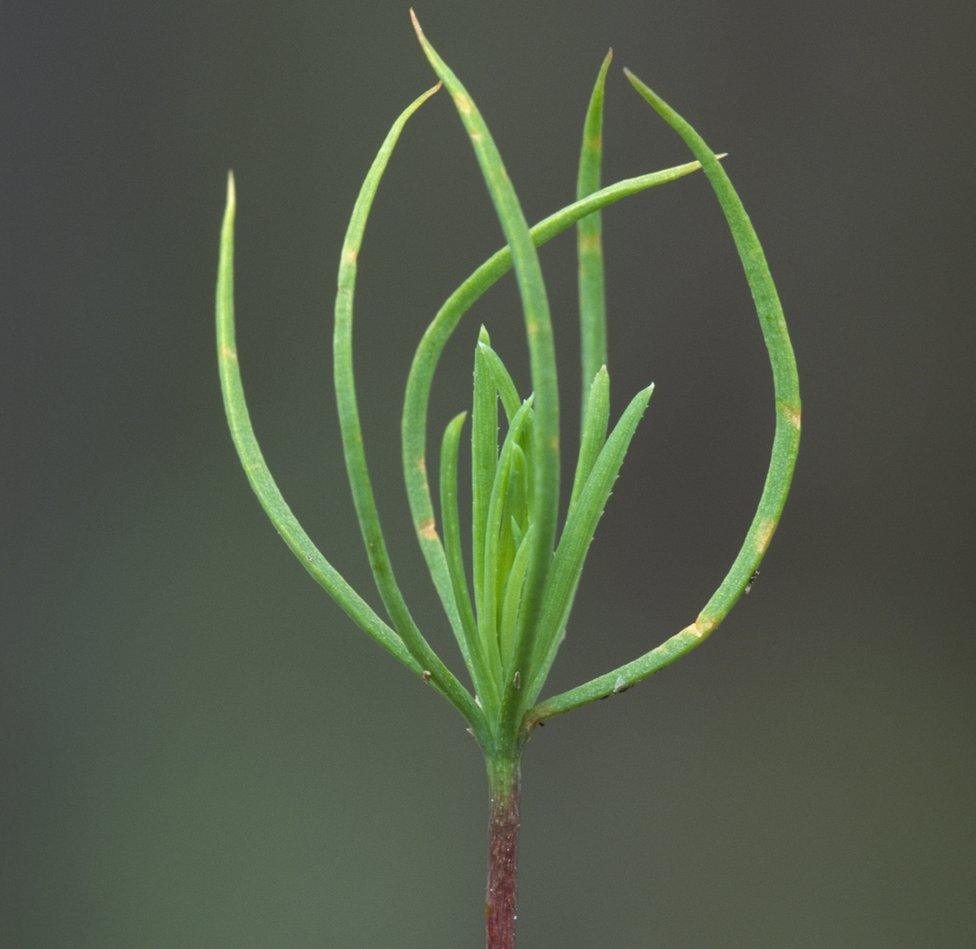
622, 66, 649, 90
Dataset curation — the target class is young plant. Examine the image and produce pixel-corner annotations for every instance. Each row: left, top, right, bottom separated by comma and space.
216, 13, 800, 947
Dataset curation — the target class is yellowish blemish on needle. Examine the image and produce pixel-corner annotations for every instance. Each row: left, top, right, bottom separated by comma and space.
578, 232, 602, 252
688, 613, 717, 639
755, 517, 777, 553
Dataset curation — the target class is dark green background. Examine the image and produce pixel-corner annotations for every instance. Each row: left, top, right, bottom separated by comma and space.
4, 1, 974, 945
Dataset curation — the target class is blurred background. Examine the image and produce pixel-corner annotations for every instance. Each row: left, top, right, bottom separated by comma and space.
3, 1, 974, 945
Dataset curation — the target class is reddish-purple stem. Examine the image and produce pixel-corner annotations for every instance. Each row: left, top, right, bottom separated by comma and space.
485, 759, 520, 948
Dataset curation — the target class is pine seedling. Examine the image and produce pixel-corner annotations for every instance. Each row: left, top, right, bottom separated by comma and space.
216, 14, 800, 947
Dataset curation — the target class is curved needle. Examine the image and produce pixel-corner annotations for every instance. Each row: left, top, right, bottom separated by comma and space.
216, 172, 481, 725
524, 75, 800, 734
332, 84, 487, 737
410, 11, 562, 742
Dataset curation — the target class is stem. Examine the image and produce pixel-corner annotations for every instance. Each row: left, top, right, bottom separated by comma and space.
485, 756, 521, 949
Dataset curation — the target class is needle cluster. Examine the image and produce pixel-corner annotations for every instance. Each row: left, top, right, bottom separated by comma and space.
215, 5, 799, 835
